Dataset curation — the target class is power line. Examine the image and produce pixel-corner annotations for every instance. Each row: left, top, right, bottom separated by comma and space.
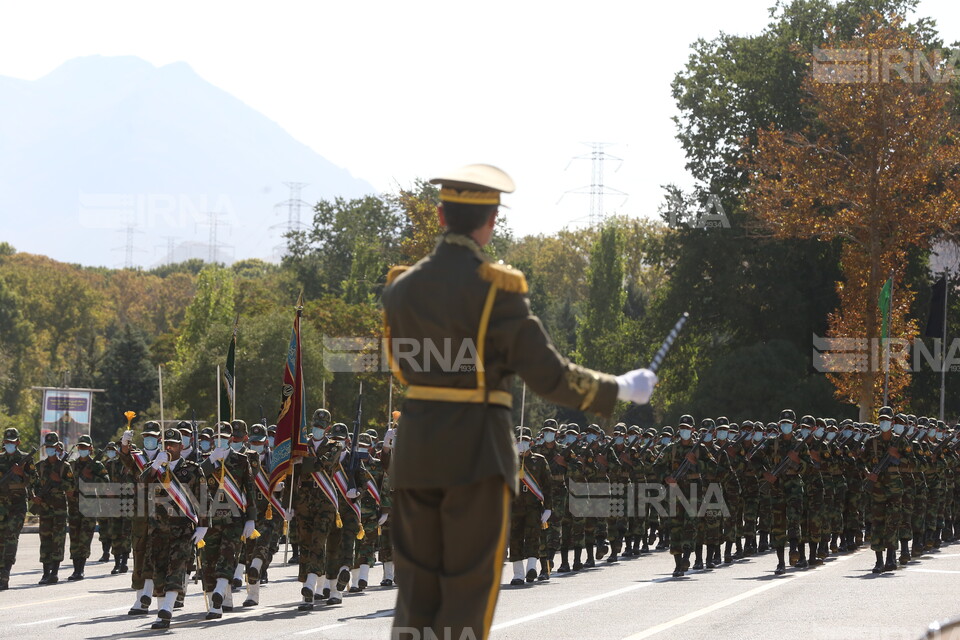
111, 220, 145, 268
559, 142, 628, 228
272, 181, 311, 257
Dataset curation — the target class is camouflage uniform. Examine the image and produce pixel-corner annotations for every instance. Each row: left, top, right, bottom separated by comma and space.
801, 431, 827, 561
0, 432, 37, 588
103, 447, 135, 571
761, 432, 808, 569
67, 447, 110, 572
241, 443, 282, 587
509, 443, 551, 581
32, 444, 73, 582
531, 430, 566, 565
653, 436, 708, 574
861, 431, 904, 569
119, 434, 162, 592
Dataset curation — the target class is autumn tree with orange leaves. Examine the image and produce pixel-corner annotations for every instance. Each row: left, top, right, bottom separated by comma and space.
743, 17, 960, 420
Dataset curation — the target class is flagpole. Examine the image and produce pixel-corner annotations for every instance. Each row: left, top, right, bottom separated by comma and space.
882, 270, 894, 407
216, 365, 221, 429
231, 315, 239, 422
941, 268, 950, 423
387, 373, 393, 427
520, 382, 526, 428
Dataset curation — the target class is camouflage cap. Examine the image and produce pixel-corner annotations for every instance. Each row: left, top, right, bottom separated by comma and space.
586, 423, 603, 435
249, 424, 268, 442
678, 414, 695, 427
105, 441, 119, 450
612, 422, 627, 434
312, 409, 332, 429
77, 434, 93, 446
358, 434, 374, 447
163, 428, 182, 443
566, 423, 581, 434
627, 425, 641, 435
715, 416, 729, 426
267, 424, 277, 435
660, 426, 675, 436
541, 419, 559, 431
3, 427, 19, 442
199, 427, 214, 439
213, 422, 233, 437
231, 420, 248, 437
43, 432, 60, 446
364, 428, 378, 439
329, 423, 349, 439
643, 427, 657, 437
517, 427, 533, 440
142, 421, 161, 436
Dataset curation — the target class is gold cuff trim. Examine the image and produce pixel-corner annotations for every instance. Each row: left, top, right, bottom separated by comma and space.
440, 187, 501, 205
405, 385, 513, 409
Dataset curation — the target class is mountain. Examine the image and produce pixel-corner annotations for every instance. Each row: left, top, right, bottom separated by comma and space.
0, 55, 374, 267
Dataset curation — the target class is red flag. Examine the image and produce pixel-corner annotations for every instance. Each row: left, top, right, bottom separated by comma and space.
269, 294, 308, 491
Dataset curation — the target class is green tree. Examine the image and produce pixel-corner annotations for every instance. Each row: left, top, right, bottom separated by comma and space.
93, 324, 158, 444
172, 265, 235, 373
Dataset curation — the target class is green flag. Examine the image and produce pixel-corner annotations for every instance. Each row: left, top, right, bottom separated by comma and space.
878, 276, 892, 341
220, 317, 238, 423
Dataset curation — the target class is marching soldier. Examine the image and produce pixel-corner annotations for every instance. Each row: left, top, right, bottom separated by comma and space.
350, 433, 382, 593
32, 431, 73, 585
861, 407, 904, 573
199, 422, 257, 619
140, 428, 206, 629
760, 410, 808, 575
0, 427, 38, 589
533, 419, 566, 576
799, 416, 826, 567
66, 433, 110, 580
103, 441, 134, 574
654, 416, 705, 577
509, 427, 551, 585
240, 423, 283, 606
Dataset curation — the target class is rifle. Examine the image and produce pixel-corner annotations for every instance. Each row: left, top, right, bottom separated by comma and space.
930, 432, 959, 458
864, 433, 907, 491
665, 440, 700, 484
0, 446, 37, 486
745, 433, 773, 461
763, 432, 815, 482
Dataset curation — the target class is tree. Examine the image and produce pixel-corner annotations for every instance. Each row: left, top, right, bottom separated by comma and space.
577, 225, 626, 373
172, 265, 235, 373
743, 19, 960, 418
93, 324, 157, 444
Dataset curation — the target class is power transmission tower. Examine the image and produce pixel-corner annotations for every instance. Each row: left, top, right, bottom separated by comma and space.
272, 182, 311, 257
560, 142, 628, 227
198, 211, 232, 264
112, 220, 145, 268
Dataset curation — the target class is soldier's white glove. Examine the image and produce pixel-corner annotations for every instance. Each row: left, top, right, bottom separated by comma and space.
191, 526, 208, 544
209, 447, 228, 463
151, 451, 169, 471
273, 481, 285, 493
284, 508, 294, 521
242, 520, 256, 539
377, 513, 389, 526
346, 488, 359, 500
615, 368, 658, 405
541, 509, 552, 524
383, 428, 397, 449
121, 430, 134, 445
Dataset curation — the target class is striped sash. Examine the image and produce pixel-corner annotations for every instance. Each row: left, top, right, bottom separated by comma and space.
520, 467, 545, 503
254, 470, 287, 520
310, 468, 339, 510
163, 470, 199, 524
365, 471, 381, 506
216, 464, 247, 511
332, 465, 363, 523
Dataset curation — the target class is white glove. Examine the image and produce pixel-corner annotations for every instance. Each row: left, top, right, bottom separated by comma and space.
273, 481, 285, 493
383, 428, 396, 449
541, 509, 552, 524
615, 368, 658, 405
151, 451, 169, 471
377, 513, 389, 526
209, 447, 228, 463
121, 430, 134, 445
284, 508, 295, 521
346, 488, 359, 499
242, 520, 256, 539
191, 526, 208, 544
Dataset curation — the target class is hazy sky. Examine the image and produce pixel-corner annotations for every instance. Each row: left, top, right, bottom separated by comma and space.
2, 0, 958, 240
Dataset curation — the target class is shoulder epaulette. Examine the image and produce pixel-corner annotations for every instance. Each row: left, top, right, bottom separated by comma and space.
477, 261, 528, 294
386, 265, 410, 286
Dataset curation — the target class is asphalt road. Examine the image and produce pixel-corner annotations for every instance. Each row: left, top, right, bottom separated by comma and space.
1, 532, 957, 640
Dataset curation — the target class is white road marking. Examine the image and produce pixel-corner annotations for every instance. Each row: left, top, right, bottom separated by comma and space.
295, 623, 349, 635
907, 568, 960, 574
16, 615, 76, 626
621, 553, 856, 640
0, 594, 95, 611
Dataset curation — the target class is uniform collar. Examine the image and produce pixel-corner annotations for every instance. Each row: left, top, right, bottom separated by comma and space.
439, 232, 489, 263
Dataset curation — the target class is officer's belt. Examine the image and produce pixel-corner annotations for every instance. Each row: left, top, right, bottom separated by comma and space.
405, 385, 512, 409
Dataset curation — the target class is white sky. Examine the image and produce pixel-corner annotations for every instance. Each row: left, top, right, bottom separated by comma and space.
2, 0, 958, 240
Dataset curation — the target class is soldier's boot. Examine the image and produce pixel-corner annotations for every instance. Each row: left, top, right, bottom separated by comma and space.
336, 566, 351, 592
681, 550, 691, 571
261, 570, 269, 584
595, 538, 608, 560
584, 545, 596, 569
795, 543, 808, 569
705, 545, 717, 570
744, 535, 757, 556
830, 533, 840, 553
175, 592, 184, 609
232, 564, 245, 590
119, 553, 129, 573
724, 541, 734, 564
0, 563, 11, 590
538, 557, 551, 581
289, 543, 300, 564
525, 557, 538, 582
128, 586, 150, 615
817, 537, 829, 559
672, 553, 684, 578
326, 584, 343, 606
557, 549, 571, 573
151, 591, 177, 630
247, 558, 262, 584
381, 561, 395, 587
912, 536, 923, 559
243, 582, 260, 607
111, 554, 123, 574
572, 547, 583, 571
732, 539, 744, 560
808, 542, 823, 566
871, 550, 884, 573
692, 545, 704, 571
837, 533, 847, 553
788, 539, 800, 566
357, 563, 370, 590
925, 530, 936, 551
774, 546, 786, 575
607, 539, 620, 563
855, 531, 864, 547
640, 536, 650, 554
209, 577, 227, 613
899, 538, 911, 564
884, 547, 898, 572
38, 563, 51, 585
758, 532, 770, 553
47, 562, 59, 584
622, 536, 634, 557
98, 541, 111, 562
298, 573, 318, 611
67, 558, 85, 581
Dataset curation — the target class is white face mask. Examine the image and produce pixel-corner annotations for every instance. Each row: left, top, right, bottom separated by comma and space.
45, 447, 59, 458
215, 437, 230, 449
906, 426, 916, 437
717, 430, 728, 441
78, 448, 90, 458
702, 433, 713, 443
841, 429, 852, 439
799, 427, 810, 439
879, 420, 892, 433
543, 431, 556, 443
3, 443, 16, 454
753, 432, 764, 442
229, 441, 244, 452
893, 423, 905, 436
853, 433, 863, 442
825, 431, 837, 441
106, 449, 118, 459
586, 434, 599, 444
182, 436, 192, 448
143, 436, 159, 451
627, 434, 638, 445
661, 437, 672, 446
614, 436, 624, 445
517, 441, 530, 453
780, 422, 793, 435
678, 429, 692, 441
199, 440, 212, 452
814, 427, 825, 438
251, 444, 265, 454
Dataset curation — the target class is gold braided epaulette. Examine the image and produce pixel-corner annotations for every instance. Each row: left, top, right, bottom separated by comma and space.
386, 265, 410, 285
477, 261, 528, 294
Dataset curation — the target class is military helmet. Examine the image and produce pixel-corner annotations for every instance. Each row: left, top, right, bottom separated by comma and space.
627, 425, 641, 435
839, 418, 853, 428
199, 427, 214, 439
587, 423, 603, 435
3, 427, 19, 442
517, 427, 533, 440
105, 441, 119, 450
358, 434, 375, 448
917, 416, 929, 427
212, 422, 233, 437
814, 417, 827, 429
678, 414, 695, 427
249, 424, 268, 442
765, 422, 778, 432
741, 420, 754, 430
542, 419, 559, 431
779, 409, 796, 423
365, 428, 378, 439
877, 406, 894, 420
612, 422, 627, 434
230, 420, 248, 436
715, 416, 729, 426
163, 428, 182, 443
177, 420, 192, 432
566, 423, 581, 434
142, 421, 161, 436
799, 415, 815, 427
267, 424, 277, 435
329, 423, 349, 440
77, 434, 93, 446
660, 426, 675, 436
700, 418, 715, 430
643, 427, 657, 437
312, 409, 332, 429
825, 418, 837, 427
894, 413, 908, 424
43, 432, 60, 446
907, 414, 918, 425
